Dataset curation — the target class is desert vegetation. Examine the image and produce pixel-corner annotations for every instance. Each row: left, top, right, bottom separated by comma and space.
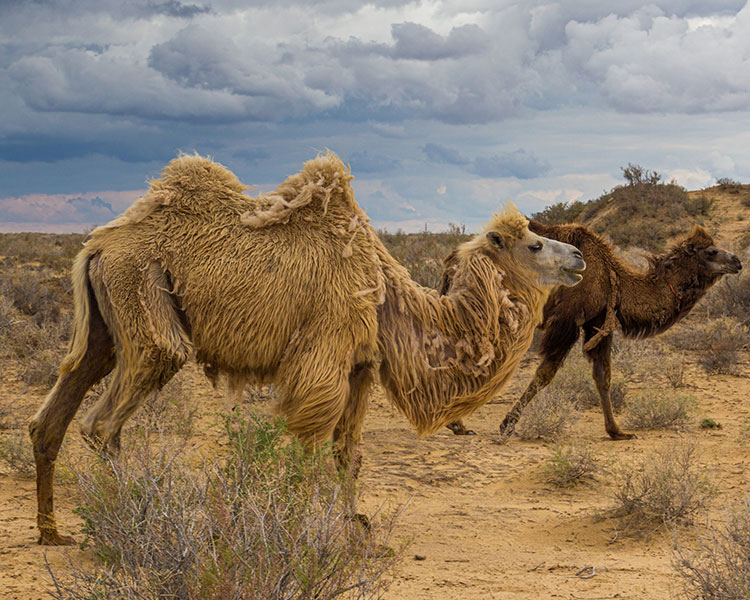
48, 414, 402, 600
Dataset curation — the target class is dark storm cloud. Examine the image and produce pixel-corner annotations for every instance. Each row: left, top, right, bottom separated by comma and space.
3, 0, 750, 230
143, 1, 212, 18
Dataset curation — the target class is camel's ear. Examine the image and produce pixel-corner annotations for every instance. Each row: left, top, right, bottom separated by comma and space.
486, 231, 506, 250
688, 225, 714, 248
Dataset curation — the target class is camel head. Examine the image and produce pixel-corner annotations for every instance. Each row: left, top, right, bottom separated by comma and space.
482, 203, 586, 289
657, 225, 742, 278
686, 225, 742, 275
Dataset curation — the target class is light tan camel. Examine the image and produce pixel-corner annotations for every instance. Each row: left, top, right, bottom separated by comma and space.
29, 153, 585, 545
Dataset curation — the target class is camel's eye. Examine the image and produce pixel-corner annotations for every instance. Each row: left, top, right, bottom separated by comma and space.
706, 249, 718, 258
529, 242, 543, 253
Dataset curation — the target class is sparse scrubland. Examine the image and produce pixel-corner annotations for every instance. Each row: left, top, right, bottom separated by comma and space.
48, 415, 402, 600
1, 171, 749, 598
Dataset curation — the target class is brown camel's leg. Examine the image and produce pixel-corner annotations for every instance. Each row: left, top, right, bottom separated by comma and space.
81, 256, 190, 453
498, 318, 581, 436
583, 328, 635, 441
29, 306, 114, 545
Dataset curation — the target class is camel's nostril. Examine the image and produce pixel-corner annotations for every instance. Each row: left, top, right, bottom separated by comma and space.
573, 249, 583, 260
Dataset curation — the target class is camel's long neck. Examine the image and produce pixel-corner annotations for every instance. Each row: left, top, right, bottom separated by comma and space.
617, 262, 718, 338
375, 245, 547, 437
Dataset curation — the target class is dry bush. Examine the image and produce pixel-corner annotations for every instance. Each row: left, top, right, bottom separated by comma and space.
666, 317, 748, 375
701, 269, 750, 327
663, 353, 689, 388
542, 441, 601, 488
674, 496, 750, 599
624, 390, 696, 431
49, 415, 402, 600
515, 390, 579, 441
0, 265, 70, 325
0, 232, 85, 271
0, 291, 70, 387
129, 375, 199, 441
548, 351, 628, 413
0, 431, 35, 476
378, 225, 470, 289
612, 439, 714, 531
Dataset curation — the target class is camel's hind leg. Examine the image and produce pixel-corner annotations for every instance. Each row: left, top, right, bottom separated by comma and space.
80, 260, 191, 453
29, 299, 115, 545
497, 317, 580, 437
332, 362, 375, 478
79, 356, 183, 453
583, 324, 634, 441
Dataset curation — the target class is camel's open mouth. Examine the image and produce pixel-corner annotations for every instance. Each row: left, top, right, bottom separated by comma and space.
560, 266, 585, 284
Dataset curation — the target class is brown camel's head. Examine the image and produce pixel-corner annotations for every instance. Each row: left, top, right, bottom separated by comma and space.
659, 225, 742, 278
481, 203, 586, 289
687, 226, 742, 275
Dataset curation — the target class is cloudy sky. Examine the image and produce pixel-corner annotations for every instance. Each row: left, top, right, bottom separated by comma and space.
2, 0, 750, 233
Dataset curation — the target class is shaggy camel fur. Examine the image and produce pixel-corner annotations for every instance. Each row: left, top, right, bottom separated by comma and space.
29, 153, 585, 545
445, 220, 741, 439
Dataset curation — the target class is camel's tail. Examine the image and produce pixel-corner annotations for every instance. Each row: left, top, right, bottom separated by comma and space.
59, 249, 94, 374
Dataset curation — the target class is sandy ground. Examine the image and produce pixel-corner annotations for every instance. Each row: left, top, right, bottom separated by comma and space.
1, 347, 748, 600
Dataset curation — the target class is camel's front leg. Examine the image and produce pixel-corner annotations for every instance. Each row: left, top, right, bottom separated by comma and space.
586, 333, 635, 441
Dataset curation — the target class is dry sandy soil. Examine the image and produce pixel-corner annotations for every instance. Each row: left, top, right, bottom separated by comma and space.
1, 343, 748, 600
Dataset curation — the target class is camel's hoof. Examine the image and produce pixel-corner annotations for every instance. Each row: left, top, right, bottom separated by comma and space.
609, 431, 637, 441
39, 531, 76, 546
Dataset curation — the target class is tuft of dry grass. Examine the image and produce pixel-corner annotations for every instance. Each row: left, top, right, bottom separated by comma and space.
48, 414, 403, 600
547, 350, 628, 413
612, 439, 714, 532
542, 441, 601, 488
515, 390, 578, 442
0, 431, 36, 477
666, 317, 748, 376
623, 390, 697, 431
674, 496, 750, 600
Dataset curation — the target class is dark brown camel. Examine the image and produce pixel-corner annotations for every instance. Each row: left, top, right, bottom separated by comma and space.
444, 220, 741, 440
